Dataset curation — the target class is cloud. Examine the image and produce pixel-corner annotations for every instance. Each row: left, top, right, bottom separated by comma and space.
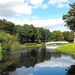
57, 4, 69, 8
32, 16, 36, 19
35, 58, 75, 67
0, 0, 32, 16
48, 0, 69, 8
48, 0, 69, 5
42, 4, 49, 9
0, 16, 69, 31
30, 0, 43, 5
10, 72, 33, 75
0, 16, 65, 27
30, 0, 49, 9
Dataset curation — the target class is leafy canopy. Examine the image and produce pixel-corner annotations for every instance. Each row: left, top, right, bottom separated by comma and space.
62, 3, 75, 30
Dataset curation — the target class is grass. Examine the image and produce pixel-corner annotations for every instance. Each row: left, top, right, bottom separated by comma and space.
20, 44, 46, 49
56, 43, 75, 55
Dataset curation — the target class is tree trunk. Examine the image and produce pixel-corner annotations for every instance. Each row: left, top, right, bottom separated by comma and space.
74, 30, 75, 42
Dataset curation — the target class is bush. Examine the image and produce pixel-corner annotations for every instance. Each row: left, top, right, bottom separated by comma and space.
2, 42, 11, 51
25, 43, 37, 46
12, 42, 21, 50
0, 43, 2, 53
41, 42, 45, 45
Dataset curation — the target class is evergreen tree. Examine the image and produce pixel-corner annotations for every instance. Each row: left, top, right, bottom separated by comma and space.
62, 3, 75, 42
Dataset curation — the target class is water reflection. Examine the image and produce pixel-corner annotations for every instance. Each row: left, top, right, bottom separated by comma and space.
66, 64, 75, 75
0, 47, 75, 75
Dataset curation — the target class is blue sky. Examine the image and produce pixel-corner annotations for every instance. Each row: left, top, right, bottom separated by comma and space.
0, 0, 75, 32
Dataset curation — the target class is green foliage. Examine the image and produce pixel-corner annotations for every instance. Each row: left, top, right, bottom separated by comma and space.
62, 31, 74, 42
45, 29, 51, 42
0, 53, 2, 61
2, 42, 10, 51
0, 43, 2, 53
62, 31, 70, 41
0, 31, 19, 51
54, 31, 64, 41
68, 31, 74, 42
25, 43, 37, 46
0, 31, 8, 43
62, 3, 75, 30
12, 42, 21, 50
50, 32, 56, 41
0, 19, 15, 35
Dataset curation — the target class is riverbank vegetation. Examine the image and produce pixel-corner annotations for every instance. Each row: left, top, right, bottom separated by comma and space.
0, 19, 74, 52
56, 43, 75, 55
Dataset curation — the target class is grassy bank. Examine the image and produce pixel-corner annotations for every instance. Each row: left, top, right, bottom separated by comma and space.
56, 43, 75, 55
1, 43, 46, 53
20, 44, 46, 49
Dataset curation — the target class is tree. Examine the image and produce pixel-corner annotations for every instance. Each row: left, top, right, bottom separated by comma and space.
0, 19, 15, 35
39, 27, 45, 42
0, 31, 8, 43
62, 31, 70, 41
54, 31, 64, 41
50, 32, 56, 41
45, 29, 51, 42
68, 31, 74, 42
62, 3, 75, 42
35, 27, 45, 43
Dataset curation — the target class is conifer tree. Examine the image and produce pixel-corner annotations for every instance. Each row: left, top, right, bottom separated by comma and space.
62, 3, 75, 42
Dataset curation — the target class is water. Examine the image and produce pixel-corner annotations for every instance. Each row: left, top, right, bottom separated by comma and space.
0, 47, 75, 75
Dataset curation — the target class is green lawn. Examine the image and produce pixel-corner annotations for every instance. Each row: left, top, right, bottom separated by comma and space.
20, 44, 46, 49
56, 43, 75, 55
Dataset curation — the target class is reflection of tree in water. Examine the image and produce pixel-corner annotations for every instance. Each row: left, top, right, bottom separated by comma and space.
0, 47, 51, 74
0, 47, 74, 75
0, 52, 21, 75
66, 64, 75, 75
70, 55, 75, 60
19, 47, 51, 68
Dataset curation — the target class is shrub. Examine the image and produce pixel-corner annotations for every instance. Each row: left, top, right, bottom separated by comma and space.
25, 43, 37, 46
2, 42, 11, 51
41, 42, 45, 45
0, 43, 2, 53
12, 42, 21, 50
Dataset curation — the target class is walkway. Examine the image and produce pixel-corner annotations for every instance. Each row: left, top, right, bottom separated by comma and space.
46, 41, 68, 49
46, 41, 68, 45
46, 45, 61, 49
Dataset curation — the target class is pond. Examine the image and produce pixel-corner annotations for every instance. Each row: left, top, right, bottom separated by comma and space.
0, 47, 75, 75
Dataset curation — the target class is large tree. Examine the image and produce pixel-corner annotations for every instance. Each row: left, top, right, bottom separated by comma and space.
54, 31, 64, 41
62, 3, 75, 42
0, 19, 15, 35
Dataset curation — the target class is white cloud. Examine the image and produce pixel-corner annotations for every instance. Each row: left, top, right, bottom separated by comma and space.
48, 0, 69, 8
33, 4, 49, 10
30, 0, 43, 5
35, 58, 75, 67
48, 0, 69, 5
0, 0, 24, 4
0, 0, 32, 16
10, 72, 33, 75
42, 4, 49, 9
57, 4, 69, 8
0, 16, 65, 27
32, 16, 36, 19
30, 0, 49, 10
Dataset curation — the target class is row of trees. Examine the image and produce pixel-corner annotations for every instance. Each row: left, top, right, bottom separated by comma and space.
0, 19, 74, 44
50, 31, 74, 42
0, 19, 51, 44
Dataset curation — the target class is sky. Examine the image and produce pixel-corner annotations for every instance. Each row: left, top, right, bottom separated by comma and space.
0, 0, 75, 32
